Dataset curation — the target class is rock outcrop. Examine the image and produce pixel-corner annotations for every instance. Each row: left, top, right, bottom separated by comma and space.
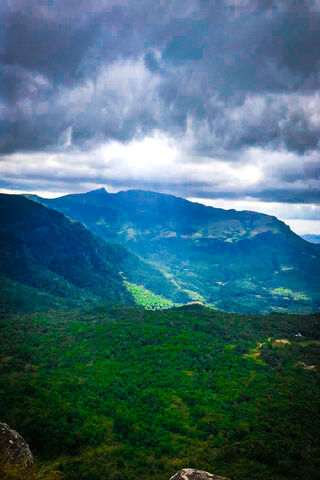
0, 422, 34, 474
170, 469, 228, 480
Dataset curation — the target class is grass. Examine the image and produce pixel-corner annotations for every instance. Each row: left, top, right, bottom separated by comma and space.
0, 458, 62, 480
124, 281, 175, 309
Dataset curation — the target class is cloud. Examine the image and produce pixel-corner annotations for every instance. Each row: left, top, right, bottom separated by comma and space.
1, 134, 319, 203
1, 0, 320, 211
189, 198, 320, 221
1, 57, 162, 152
284, 219, 320, 235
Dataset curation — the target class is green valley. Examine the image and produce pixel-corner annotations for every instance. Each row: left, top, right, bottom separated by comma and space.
33, 188, 320, 314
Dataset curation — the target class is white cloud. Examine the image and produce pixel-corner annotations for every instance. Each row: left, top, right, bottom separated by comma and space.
1, 135, 320, 236
286, 219, 320, 235
0, 136, 318, 194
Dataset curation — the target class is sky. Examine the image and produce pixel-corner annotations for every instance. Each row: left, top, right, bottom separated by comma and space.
1, 0, 320, 235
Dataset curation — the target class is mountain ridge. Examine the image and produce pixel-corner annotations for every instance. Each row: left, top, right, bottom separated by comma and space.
27, 188, 320, 314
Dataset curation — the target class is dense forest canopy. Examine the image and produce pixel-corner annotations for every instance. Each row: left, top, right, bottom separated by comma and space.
1, 304, 320, 480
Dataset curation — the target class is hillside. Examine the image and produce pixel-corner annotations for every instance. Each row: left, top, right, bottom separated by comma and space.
0, 194, 188, 313
31, 188, 320, 313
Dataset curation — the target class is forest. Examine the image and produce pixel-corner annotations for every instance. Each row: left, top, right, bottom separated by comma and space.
1, 304, 320, 480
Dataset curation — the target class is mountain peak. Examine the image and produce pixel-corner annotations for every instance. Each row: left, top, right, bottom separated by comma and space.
88, 187, 108, 195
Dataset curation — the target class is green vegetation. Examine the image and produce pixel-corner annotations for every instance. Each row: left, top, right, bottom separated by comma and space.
35, 188, 320, 314
0, 194, 189, 314
1, 305, 320, 480
124, 282, 175, 309
271, 288, 309, 301
0, 274, 87, 314
0, 461, 62, 480
1, 193, 320, 480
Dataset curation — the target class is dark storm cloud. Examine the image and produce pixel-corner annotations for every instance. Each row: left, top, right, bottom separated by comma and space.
2, 0, 320, 149
1, 0, 320, 205
192, 188, 320, 205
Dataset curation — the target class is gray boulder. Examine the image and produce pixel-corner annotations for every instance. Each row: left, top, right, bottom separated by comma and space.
170, 469, 228, 480
0, 422, 34, 474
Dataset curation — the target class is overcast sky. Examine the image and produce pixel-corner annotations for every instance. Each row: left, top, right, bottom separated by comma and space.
1, 0, 320, 234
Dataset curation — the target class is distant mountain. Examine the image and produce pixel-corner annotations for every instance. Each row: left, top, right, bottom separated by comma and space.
0, 194, 188, 313
29, 188, 320, 314
302, 234, 320, 244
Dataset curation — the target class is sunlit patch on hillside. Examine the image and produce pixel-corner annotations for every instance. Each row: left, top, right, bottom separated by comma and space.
124, 281, 175, 309
297, 361, 317, 371
271, 288, 309, 301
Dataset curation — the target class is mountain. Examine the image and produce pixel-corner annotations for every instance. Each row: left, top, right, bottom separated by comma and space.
30, 188, 320, 314
0, 194, 188, 313
302, 234, 320, 244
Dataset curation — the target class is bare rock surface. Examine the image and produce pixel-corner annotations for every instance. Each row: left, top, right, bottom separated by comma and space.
0, 422, 34, 472
170, 468, 228, 480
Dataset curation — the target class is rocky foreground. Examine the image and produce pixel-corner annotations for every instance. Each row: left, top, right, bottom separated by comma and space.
171, 468, 228, 480
0, 422, 228, 480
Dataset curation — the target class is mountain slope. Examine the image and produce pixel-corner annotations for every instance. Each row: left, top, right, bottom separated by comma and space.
31, 188, 320, 314
0, 194, 188, 312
